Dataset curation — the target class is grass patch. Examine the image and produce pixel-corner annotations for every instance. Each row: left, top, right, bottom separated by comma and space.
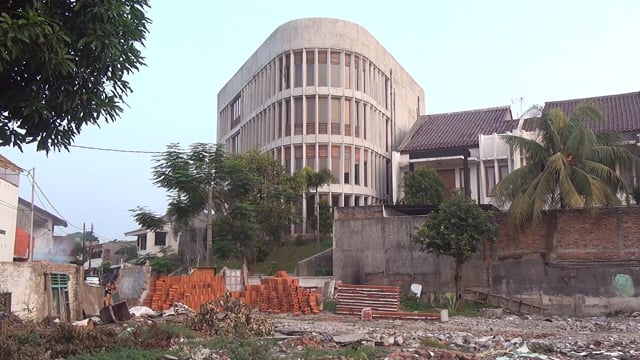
450, 301, 496, 317
528, 342, 555, 354
298, 344, 383, 360
216, 239, 331, 274
203, 336, 277, 360
69, 348, 172, 360
421, 337, 447, 349
399, 293, 435, 312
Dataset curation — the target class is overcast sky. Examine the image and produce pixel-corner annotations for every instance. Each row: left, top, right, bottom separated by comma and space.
3, 0, 640, 241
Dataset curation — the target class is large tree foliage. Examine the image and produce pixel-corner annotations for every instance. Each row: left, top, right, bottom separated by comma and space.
302, 167, 334, 245
401, 166, 448, 205
413, 192, 496, 307
132, 145, 305, 272
492, 104, 640, 230
0, 0, 150, 152
132, 143, 225, 267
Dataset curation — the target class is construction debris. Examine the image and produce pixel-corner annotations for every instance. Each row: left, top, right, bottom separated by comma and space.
190, 292, 273, 336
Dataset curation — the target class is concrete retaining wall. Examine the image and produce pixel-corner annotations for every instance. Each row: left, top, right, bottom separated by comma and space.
295, 248, 333, 276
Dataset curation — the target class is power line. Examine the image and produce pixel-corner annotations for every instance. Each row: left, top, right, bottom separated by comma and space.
70, 144, 164, 154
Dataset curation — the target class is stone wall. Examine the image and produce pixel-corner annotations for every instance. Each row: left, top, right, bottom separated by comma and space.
0, 262, 81, 321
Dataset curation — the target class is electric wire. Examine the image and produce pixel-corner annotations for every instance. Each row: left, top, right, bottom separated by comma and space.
70, 144, 165, 154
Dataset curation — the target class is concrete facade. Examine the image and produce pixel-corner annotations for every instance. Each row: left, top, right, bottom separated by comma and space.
217, 18, 425, 233
125, 223, 179, 257
333, 205, 640, 315
0, 155, 20, 262
16, 198, 68, 262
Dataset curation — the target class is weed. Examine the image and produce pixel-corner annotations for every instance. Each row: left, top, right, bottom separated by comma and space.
69, 348, 171, 360
203, 336, 276, 360
323, 299, 337, 313
294, 235, 306, 246
421, 337, 446, 349
399, 293, 434, 312
298, 344, 381, 360
606, 309, 622, 318
528, 342, 555, 354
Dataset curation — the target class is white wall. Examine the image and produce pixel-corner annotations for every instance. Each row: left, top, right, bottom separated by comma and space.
0, 179, 18, 262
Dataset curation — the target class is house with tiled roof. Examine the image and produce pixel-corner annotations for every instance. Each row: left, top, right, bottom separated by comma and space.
541, 91, 640, 187
396, 106, 518, 204
395, 90, 640, 207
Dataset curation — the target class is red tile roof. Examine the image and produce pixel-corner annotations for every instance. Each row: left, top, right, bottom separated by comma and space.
543, 91, 640, 133
399, 106, 514, 152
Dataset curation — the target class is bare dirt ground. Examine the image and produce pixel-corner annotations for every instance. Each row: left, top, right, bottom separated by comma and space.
269, 312, 640, 359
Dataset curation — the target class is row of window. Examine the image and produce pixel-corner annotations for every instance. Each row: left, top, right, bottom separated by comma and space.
228, 96, 392, 154
136, 231, 167, 251
220, 48, 390, 138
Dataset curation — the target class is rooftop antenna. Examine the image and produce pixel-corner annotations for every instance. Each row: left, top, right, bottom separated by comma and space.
510, 97, 524, 118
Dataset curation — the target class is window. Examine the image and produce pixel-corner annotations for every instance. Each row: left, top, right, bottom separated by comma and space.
283, 53, 291, 89
318, 97, 328, 134
330, 51, 341, 87
318, 145, 329, 171
485, 165, 496, 194
306, 50, 315, 86
294, 97, 303, 135
138, 234, 147, 251
306, 145, 315, 170
230, 96, 241, 128
354, 100, 360, 138
154, 231, 167, 246
49, 273, 70, 322
285, 99, 291, 136
331, 145, 340, 184
344, 195, 352, 207
344, 53, 351, 89
354, 148, 360, 185
344, 146, 351, 184
306, 96, 316, 134
294, 51, 303, 88
294, 145, 303, 171
354, 55, 360, 91
331, 97, 341, 135
344, 99, 351, 136
318, 50, 328, 86
285, 147, 292, 173
364, 150, 369, 187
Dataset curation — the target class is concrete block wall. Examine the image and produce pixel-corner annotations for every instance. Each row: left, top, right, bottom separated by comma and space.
333, 205, 640, 315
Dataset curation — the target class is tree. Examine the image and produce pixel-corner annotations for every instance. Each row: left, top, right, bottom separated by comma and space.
413, 192, 497, 307
303, 167, 334, 245
132, 143, 226, 267
233, 151, 306, 247
492, 104, 640, 230
0, 0, 150, 152
401, 166, 448, 205
307, 200, 333, 237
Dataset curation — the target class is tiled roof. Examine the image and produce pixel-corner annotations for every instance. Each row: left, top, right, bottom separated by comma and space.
543, 91, 640, 133
399, 106, 514, 152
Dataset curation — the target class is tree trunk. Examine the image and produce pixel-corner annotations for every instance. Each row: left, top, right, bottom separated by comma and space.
454, 260, 464, 309
205, 187, 213, 267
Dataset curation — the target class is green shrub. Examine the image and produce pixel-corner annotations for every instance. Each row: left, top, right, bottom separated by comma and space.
323, 300, 336, 313
399, 292, 433, 312
314, 265, 332, 276
293, 235, 305, 246
204, 337, 276, 360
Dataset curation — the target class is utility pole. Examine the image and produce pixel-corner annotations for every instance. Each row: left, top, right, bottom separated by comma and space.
88, 223, 93, 272
82, 223, 86, 265
28, 167, 35, 262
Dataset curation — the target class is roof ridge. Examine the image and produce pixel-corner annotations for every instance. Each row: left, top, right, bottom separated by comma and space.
545, 90, 640, 105
424, 105, 511, 117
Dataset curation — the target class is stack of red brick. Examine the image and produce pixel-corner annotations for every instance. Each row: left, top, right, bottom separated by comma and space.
144, 270, 321, 315
143, 270, 225, 311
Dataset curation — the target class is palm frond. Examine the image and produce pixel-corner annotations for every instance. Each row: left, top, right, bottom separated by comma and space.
501, 135, 548, 164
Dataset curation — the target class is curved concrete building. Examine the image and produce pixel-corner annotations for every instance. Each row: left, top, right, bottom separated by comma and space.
217, 18, 425, 233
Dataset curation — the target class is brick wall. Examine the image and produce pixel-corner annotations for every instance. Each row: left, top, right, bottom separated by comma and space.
494, 206, 640, 263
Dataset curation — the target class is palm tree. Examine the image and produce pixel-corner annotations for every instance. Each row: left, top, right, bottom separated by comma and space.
303, 167, 335, 245
493, 104, 640, 230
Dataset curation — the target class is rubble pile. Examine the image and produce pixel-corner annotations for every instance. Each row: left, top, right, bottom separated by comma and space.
145, 270, 322, 316
190, 292, 273, 337
272, 312, 640, 359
